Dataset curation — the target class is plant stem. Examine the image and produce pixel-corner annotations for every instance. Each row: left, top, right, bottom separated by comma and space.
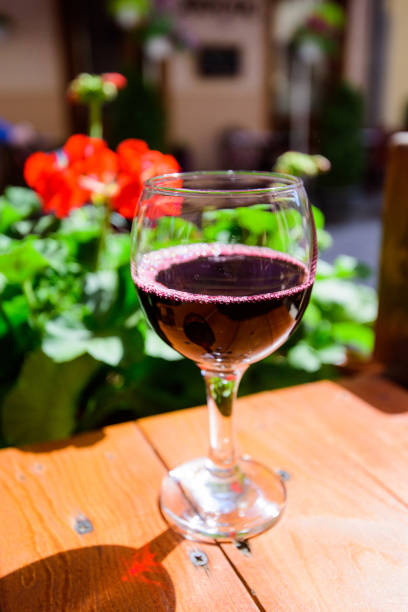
202, 368, 246, 477
89, 101, 103, 138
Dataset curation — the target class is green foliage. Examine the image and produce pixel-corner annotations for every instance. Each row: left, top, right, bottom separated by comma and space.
285, 258, 376, 374
2, 351, 98, 446
274, 152, 330, 177
0, 162, 377, 446
319, 82, 365, 187
271, 148, 376, 375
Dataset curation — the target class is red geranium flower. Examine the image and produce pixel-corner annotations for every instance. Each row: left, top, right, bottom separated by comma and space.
117, 139, 149, 175
24, 135, 181, 219
140, 150, 180, 184
112, 142, 182, 219
24, 150, 88, 218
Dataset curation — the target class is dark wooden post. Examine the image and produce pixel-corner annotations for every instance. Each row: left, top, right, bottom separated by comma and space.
375, 132, 408, 385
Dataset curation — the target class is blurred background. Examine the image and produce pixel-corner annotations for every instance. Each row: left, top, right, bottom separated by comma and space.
0, 0, 404, 275
0, 0, 406, 444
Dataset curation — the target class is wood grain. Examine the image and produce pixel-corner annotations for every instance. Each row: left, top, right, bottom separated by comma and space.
253, 377, 408, 506
0, 423, 258, 612
375, 131, 408, 384
140, 378, 408, 612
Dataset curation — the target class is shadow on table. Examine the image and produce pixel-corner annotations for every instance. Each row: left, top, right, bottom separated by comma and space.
340, 374, 408, 415
19, 428, 106, 454
0, 528, 181, 611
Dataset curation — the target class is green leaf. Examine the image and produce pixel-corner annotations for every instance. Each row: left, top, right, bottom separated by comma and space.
0, 239, 50, 284
99, 233, 130, 269
114, 264, 140, 322
316, 228, 332, 251
202, 209, 242, 243
43, 314, 125, 366
151, 216, 201, 248
144, 328, 183, 361
42, 316, 90, 362
87, 336, 123, 366
83, 270, 118, 323
331, 322, 374, 355
58, 206, 102, 266
312, 279, 378, 324
333, 254, 371, 280
316, 259, 335, 279
0, 274, 7, 295
120, 325, 145, 365
315, 344, 346, 365
3, 294, 30, 329
302, 302, 322, 328
12, 220, 37, 237
307, 319, 333, 349
0, 294, 37, 358
43, 337, 88, 362
0, 200, 25, 232
287, 342, 321, 372
0, 187, 42, 234
2, 349, 99, 445
31, 214, 60, 236
4, 186, 41, 210
34, 238, 69, 273
236, 207, 278, 234
312, 205, 325, 230
59, 205, 103, 236
0, 235, 14, 253
274, 151, 322, 176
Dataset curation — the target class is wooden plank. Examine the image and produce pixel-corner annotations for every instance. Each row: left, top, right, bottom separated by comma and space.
375, 131, 408, 385
247, 376, 408, 506
328, 375, 408, 504
140, 379, 408, 612
0, 423, 259, 612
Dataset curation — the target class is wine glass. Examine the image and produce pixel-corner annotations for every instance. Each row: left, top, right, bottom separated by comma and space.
131, 171, 317, 542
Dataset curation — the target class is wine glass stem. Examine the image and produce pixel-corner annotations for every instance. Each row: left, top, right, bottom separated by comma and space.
202, 367, 246, 478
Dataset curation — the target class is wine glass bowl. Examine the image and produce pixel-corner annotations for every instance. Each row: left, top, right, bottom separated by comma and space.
131, 171, 316, 542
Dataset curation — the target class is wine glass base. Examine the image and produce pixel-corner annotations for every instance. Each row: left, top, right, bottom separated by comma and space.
159, 456, 286, 542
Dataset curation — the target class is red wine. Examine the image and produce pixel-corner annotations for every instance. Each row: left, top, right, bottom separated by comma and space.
132, 244, 314, 370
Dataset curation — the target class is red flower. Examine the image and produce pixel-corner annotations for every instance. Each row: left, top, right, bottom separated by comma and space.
117, 139, 149, 175
102, 72, 127, 90
24, 135, 119, 217
112, 175, 143, 220
24, 150, 88, 218
65, 135, 119, 190
140, 150, 180, 184
24, 135, 181, 219
112, 140, 181, 219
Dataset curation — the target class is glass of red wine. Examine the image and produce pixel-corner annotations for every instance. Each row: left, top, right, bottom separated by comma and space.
131, 171, 317, 542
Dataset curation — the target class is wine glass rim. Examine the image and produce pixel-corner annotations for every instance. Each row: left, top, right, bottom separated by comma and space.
143, 170, 303, 196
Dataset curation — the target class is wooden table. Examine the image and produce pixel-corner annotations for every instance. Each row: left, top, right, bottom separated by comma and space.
0, 374, 407, 611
